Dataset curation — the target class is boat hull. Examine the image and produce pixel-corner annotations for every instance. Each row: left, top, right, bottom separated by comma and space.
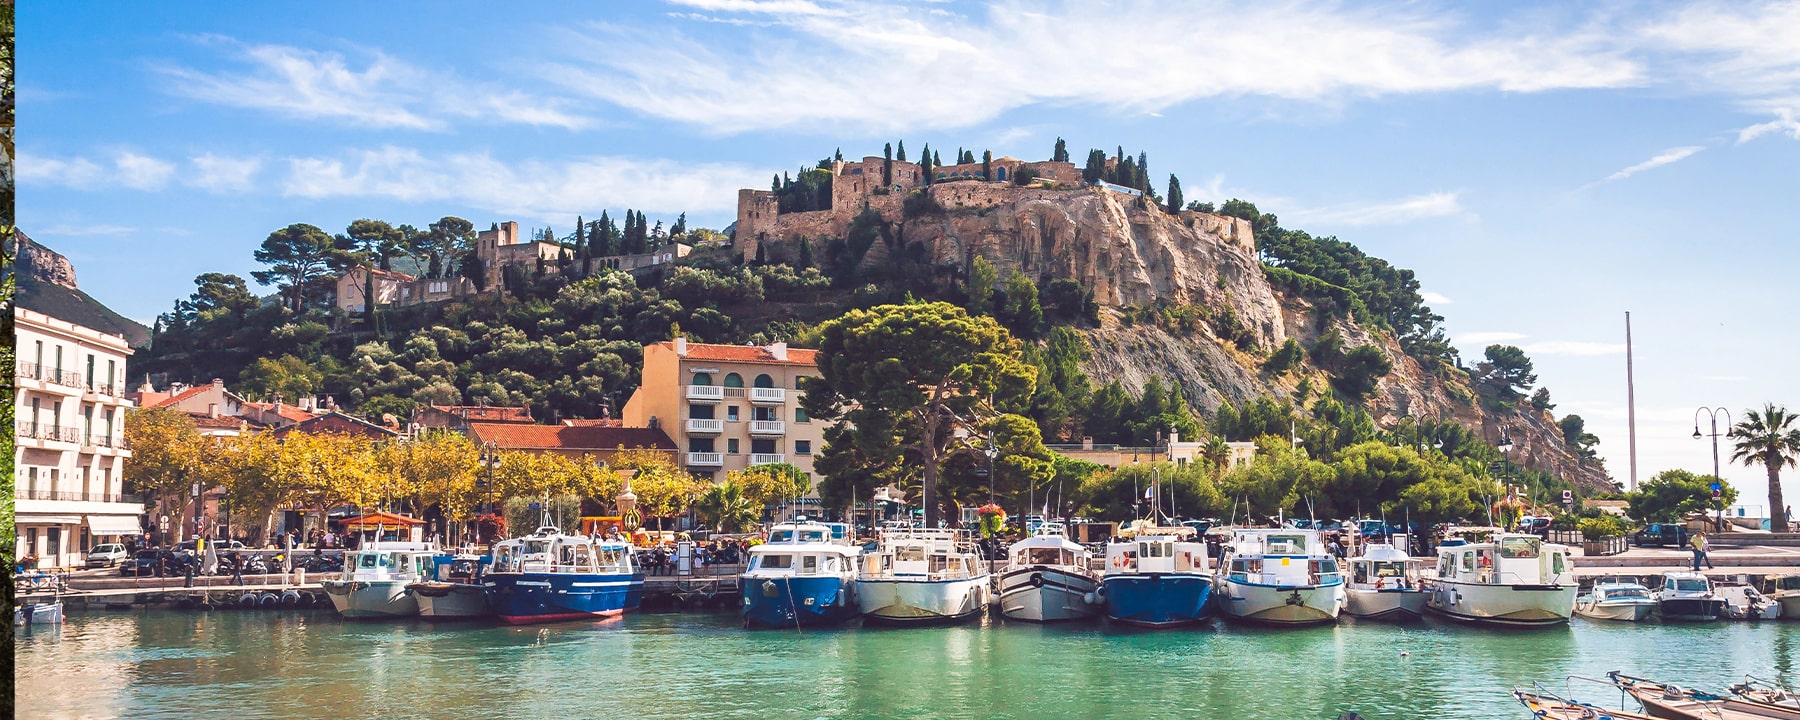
1658, 597, 1725, 621
856, 576, 989, 625
1777, 595, 1800, 620
321, 579, 419, 619
1344, 587, 1426, 620
740, 575, 860, 628
1426, 580, 1575, 627
487, 572, 644, 624
1218, 578, 1343, 626
410, 582, 491, 620
999, 566, 1100, 622
14, 601, 63, 626
1102, 573, 1213, 627
1574, 599, 1656, 622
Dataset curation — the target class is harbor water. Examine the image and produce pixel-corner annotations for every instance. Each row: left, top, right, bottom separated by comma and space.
16, 610, 1800, 719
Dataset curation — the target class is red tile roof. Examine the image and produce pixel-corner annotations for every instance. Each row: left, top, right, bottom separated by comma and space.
467, 423, 675, 451
561, 418, 622, 427
662, 341, 819, 366
187, 413, 249, 430
149, 384, 214, 409
243, 402, 317, 423
424, 404, 534, 423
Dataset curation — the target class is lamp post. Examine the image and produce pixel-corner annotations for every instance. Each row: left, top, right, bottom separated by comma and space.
1694, 407, 1732, 532
1496, 429, 1514, 528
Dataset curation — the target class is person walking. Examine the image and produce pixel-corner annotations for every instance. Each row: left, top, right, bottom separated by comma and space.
1690, 531, 1715, 571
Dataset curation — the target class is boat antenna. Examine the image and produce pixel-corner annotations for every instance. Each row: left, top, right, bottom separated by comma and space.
1306, 495, 1317, 527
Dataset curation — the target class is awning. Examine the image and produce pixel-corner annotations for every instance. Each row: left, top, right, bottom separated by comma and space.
86, 515, 143, 536
16, 515, 82, 526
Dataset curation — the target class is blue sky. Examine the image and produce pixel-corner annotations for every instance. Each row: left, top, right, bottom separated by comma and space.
21, 1, 1800, 508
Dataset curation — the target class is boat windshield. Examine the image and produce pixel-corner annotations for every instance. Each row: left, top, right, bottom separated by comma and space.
1024, 548, 1071, 566
357, 553, 390, 569
1780, 576, 1800, 591
1499, 537, 1540, 558
769, 530, 793, 542
1673, 578, 1709, 592
1606, 587, 1651, 600
1265, 535, 1306, 555
756, 554, 793, 570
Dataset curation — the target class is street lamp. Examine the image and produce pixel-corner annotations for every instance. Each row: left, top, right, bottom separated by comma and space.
1694, 406, 1732, 531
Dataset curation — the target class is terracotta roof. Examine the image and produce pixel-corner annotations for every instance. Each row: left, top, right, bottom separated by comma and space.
423, 404, 533, 423
561, 418, 622, 427
243, 402, 317, 423
467, 423, 675, 451
366, 268, 416, 281
149, 384, 214, 409
662, 341, 820, 366
272, 411, 399, 438
186, 413, 248, 430
342, 511, 424, 526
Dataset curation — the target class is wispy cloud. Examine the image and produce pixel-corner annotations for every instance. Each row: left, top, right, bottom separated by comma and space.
1601, 145, 1705, 182
1520, 341, 1627, 356
1637, 1, 1800, 143
279, 145, 766, 220
1286, 191, 1464, 227
1420, 290, 1453, 305
1458, 331, 1528, 346
154, 35, 590, 131
543, 2, 1643, 134
21, 150, 174, 191
32, 224, 138, 237
188, 153, 264, 193
1737, 108, 1800, 142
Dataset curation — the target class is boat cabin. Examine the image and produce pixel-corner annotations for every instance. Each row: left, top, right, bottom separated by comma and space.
748, 549, 850, 576
861, 528, 981, 580
1225, 530, 1338, 586
431, 554, 489, 583
1434, 534, 1571, 586
1770, 574, 1800, 594
1662, 572, 1712, 595
1349, 558, 1416, 589
1105, 535, 1208, 575
342, 541, 437, 582
491, 528, 634, 575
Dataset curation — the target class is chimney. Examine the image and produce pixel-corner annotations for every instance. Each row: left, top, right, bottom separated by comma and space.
674, 336, 687, 356
212, 378, 225, 390
768, 341, 788, 361
299, 396, 315, 412
1082, 436, 1094, 450
208, 403, 219, 419
1169, 430, 1181, 445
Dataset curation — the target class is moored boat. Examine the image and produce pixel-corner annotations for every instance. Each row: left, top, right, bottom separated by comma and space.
856, 528, 989, 625
13, 600, 63, 627
1215, 528, 1344, 626
1342, 536, 1425, 620
1424, 532, 1576, 627
1574, 576, 1657, 622
1766, 574, 1800, 619
1099, 525, 1211, 628
1513, 689, 1660, 720
1715, 579, 1781, 620
1730, 676, 1800, 712
1655, 571, 1726, 622
487, 526, 643, 624
320, 541, 438, 619
408, 552, 492, 620
740, 520, 862, 628
1610, 671, 1800, 720
998, 522, 1100, 623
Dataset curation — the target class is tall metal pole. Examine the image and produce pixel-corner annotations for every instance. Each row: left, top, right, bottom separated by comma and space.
1695, 407, 1731, 532
1626, 311, 1639, 491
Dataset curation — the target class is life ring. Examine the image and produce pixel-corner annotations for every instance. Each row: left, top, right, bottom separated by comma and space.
1111, 555, 1126, 569
1029, 573, 1044, 588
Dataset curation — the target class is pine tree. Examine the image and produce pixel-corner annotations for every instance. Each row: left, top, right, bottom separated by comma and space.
1083, 149, 1106, 184
1053, 137, 1069, 163
834, 147, 843, 162
962, 149, 975, 164
672, 212, 687, 242
896, 140, 906, 163
982, 150, 993, 181
1166, 175, 1183, 213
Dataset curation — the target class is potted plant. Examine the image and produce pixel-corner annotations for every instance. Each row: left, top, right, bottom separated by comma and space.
977, 504, 1007, 539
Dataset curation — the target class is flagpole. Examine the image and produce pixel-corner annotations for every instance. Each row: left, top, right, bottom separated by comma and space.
1626, 311, 1639, 492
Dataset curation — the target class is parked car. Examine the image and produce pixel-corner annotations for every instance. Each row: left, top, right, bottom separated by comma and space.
1518, 517, 1553, 536
176, 539, 247, 553
85, 543, 129, 568
120, 550, 170, 577
1633, 523, 1692, 547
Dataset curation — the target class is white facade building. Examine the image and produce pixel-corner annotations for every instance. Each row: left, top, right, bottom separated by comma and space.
14, 307, 143, 569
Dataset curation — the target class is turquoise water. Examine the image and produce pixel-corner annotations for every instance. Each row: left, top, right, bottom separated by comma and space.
16, 609, 1800, 719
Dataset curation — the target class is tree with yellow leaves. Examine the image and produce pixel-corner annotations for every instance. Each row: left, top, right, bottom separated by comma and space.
381, 430, 481, 521
288, 432, 385, 517
725, 462, 810, 511
611, 448, 706, 525
207, 430, 290, 546
123, 408, 210, 541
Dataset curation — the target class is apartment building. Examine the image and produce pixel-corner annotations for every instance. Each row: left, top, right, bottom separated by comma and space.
622, 338, 825, 487
14, 307, 144, 568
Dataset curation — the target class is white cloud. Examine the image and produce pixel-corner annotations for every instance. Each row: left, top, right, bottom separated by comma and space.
156, 35, 589, 131
542, 2, 1643, 134
279, 145, 766, 220
1601, 145, 1705, 182
1737, 108, 1800, 142
1285, 191, 1464, 227
32, 224, 138, 237
188, 153, 264, 193
1457, 331, 1528, 345
20, 150, 174, 190
1519, 341, 1627, 356
1420, 290, 1453, 305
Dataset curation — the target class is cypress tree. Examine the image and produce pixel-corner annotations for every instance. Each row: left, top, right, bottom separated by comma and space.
921, 148, 933, 186
982, 150, 993, 181
1166, 175, 1183, 213
934, 150, 943, 167
896, 140, 906, 162
883, 143, 894, 186
772, 174, 781, 192
1137, 152, 1150, 192
797, 237, 814, 269
1053, 137, 1069, 163
595, 211, 613, 257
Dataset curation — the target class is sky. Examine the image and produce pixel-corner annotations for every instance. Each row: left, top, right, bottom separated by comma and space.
20, 1, 1800, 510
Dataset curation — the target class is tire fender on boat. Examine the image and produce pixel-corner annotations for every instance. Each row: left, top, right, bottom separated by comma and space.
1029, 573, 1044, 588
1084, 591, 1099, 605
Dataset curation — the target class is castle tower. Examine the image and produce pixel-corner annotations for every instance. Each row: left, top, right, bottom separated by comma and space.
735, 189, 779, 261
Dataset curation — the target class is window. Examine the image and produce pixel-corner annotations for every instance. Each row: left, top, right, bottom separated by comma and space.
34, 340, 42, 368
754, 406, 778, 422
756, 554, 793, 570
751, 439, 777, 454
107, 359, 116, 390
688, 438, 716, 452
801, 555, 818, 574
727, 439, 740, 454
691, 373, 713, 386
86, 355, 96, 389
27, 468, 37, 495
723, 373, 744, 388
795, 408, 809, 423
689, 405, 716, 420
360, 554, 380, 569
727, 406, 740, 422
1460, 552, 1475, 574
796, 440, 812, 455
754, 374, 775, 388
430, 280, 448, 294
48, 527, 62, 557
55, 345, 64, 373
795, 375, 806, 389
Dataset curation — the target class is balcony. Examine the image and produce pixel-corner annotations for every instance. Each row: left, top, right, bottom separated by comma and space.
17, 489, 143, 503
685, 418, 724, 435
749, 453, 786, 466
750, 420, 786, 436
16, 421, 81, 445
84, 382, 122, 399
685, 385, 724, 403
686, 452, 724, 467
85, 435, 132, 451
749, 387, 786, 405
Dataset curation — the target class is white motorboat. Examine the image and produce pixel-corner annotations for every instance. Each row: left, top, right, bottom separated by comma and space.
1715, 579, 1781, 620
1342, 536, 1425, 620
1655, 571, 1725, 621
740, 520, 862, 628
1767, 574, 1800, 619
320, 541, 438, 619
1215, 528, 1345, 626
998, 522, 1100, 623
856, 528, 989, 624
408, 552, 492, 620
13, 600, 63, 626
1425, 532, 1576, 626
1573, 576, 1657, 622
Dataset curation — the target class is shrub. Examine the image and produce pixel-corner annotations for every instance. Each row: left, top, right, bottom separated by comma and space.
1577, 515, 1631, 541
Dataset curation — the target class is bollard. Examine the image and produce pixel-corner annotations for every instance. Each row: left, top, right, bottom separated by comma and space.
293, 568, 306, 586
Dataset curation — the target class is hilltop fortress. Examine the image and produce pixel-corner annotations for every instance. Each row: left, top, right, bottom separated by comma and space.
733, 151, 1255, 277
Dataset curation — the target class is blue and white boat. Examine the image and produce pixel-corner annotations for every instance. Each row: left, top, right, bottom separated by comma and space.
856, 528, 989, 624
998, 522, 1101, 622
408, 552, 492, 620
1099, 525, 1214, 628
740, 520, 862, 628
1215, 528, 1345, 626
486, 526, 643, 624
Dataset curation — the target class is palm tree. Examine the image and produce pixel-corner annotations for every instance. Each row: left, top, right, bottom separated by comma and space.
1730, 404, 1800, 532
695, 483, 761, 534
1201, 436, 1232, 478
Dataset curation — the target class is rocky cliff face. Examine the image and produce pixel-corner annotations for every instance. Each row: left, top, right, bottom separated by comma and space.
16, 231, 79, 289
851, 185, 1614, 493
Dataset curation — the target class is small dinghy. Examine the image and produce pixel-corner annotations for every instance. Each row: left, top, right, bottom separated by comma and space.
1513, 689, 1660, 720
1609, 671, 1800, 720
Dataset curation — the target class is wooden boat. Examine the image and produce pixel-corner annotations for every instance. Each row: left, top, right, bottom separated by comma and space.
1609, 671, 1800, 720
1513, 689, 1661, 720
1731, 677, 1800, 713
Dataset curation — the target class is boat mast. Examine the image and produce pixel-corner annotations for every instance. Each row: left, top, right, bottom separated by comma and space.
1625, 310, 1639, 492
